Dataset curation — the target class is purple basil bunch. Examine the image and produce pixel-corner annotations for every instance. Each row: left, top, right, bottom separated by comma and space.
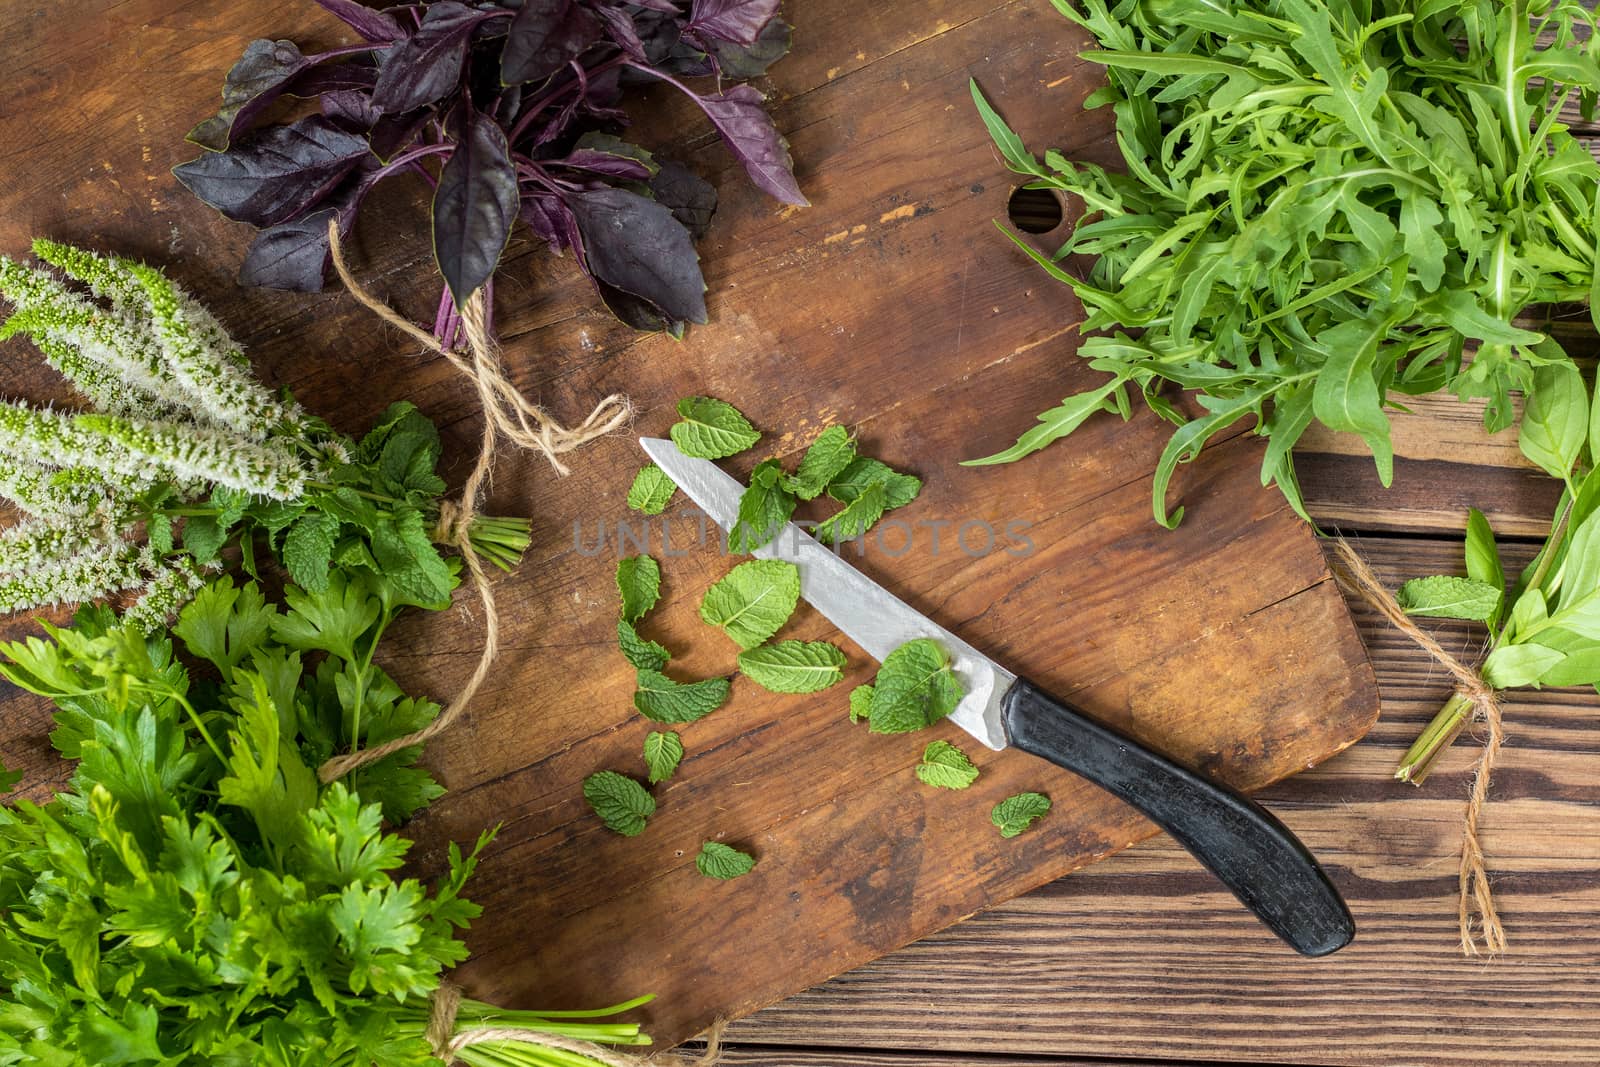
176, 0, 805, 338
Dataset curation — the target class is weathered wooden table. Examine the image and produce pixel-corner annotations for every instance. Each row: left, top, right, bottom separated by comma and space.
0, 2, 1595, 1065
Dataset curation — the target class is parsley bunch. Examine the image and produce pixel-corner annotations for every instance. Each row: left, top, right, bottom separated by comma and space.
0, 575, 651, 1064
972, 0, 1600, 527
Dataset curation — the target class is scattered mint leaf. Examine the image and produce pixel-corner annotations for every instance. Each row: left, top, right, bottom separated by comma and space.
670, 396, 761, 459
848, 684, 874, 723
583, 770, 656, 836
695, 840, 756, 880
182, 514, 229, 562
826, 457, 921, 509
634, 668, 731, 723
783, 426, 856, 500
618, 620, 671, 671
699, 559, 800, 650
991, 791, 1050, 838
282, 511, 340, 592
737, 640, 846, 693
916, 740, 978, 790
616, 555, 662, 624
865, 638, 964, 734
627, 464, 677, 514
815, 482, 887, 545
729, 458, 797, 554
643, 731, 684, 784
1396, 575, 1502, 623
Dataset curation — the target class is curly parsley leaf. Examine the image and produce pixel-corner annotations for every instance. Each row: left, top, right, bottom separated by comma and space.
643, 731, 684, 784
616, 554, 662, 624
670, 396, 761, 459
991, 792, 1050, 838
916, 740, 979, 790
699, 559, 800, 650
627, 464, 677, 514
695, 840, 756, 880
633, 668, 731, 723
583, 770, 656, 836
782, 425, 855, 500
618, 620, 671, 671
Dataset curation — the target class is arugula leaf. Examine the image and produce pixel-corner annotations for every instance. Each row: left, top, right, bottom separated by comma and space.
582, 770, 655, 836
991, 791, 1050, 838
670, 396, 761, 458
729, 458, 797, 554
783, 426, 856, 500
627, 464, 678, 514
633, 668, 731, 723
864, 638, 964, 734
618, 619, 671, 671
643, 731, 684, 785
737, 640, 846, 693
616, 554, 662, 624
1396, 576, 1503, 624
695, 840, 756, 880
699, 559, 800, 649
915, 739, 979, 790
825, 457, 921, 509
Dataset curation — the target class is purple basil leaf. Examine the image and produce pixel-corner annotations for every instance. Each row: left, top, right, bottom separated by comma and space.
633, 10, 686, 66
594, 4, 648, 62
240, 171, 373, 290
368, 109, 431, 160
566, 186, 707, 325
706, 16, 790, 79
322, 88, 382, 132
173, 115, 373, 227
690, 84, 806, 205
595, 280, 687, 337
284, 61, 379, 96
372, 1, 487, 113
501, 0, 603, 85
432, 103, 520, 302
630, 0, 681, 11
557, 149, 655, 181
313, 0, 406, 43
520, 195, 572, 255
187, 40, 313, 152
686, 0, 780, 47
649, 161, 717, 239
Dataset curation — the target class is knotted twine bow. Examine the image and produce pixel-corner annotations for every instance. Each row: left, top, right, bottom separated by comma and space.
1328, 538, 1507, 956
315, 220, 630, 784
426, 983, 725, 1066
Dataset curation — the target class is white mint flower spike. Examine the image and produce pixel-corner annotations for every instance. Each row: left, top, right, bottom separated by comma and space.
0, 539, 145, 615
0, 518, 97, 575
123, 553, 210, 634
0, 461, 113, 521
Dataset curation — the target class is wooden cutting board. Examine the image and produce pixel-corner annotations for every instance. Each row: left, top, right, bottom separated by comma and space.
0, 0, 1379, 1049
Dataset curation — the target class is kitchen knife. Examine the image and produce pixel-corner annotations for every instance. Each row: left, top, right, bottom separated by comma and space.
641, 436, 1355, 957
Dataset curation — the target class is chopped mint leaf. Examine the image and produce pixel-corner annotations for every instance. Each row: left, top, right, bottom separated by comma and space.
633, 668, 731, 723
782, 426, 856, 500
670, 396, 761, 459
699, 559, 800, 650
865, 637, 964, 733
848, 684, 874, 723
695, 840, 756, 880
991, 792, 1050, 838
826, 457, 921, 509
643, 730, 684, 784
617, 620, 670, 671
737, 639, 846, 693
729, 458, 797, 554
626, 464, 677, 514
915, 740, 979, 790
615, 555, 661, 624
815, 482, 887, 545
583, 770, 655, 836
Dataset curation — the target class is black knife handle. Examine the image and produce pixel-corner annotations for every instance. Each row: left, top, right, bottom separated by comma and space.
1001, 678, 1354, 957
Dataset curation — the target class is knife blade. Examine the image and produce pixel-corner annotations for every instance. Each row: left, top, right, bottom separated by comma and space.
640, 436, 1355, 957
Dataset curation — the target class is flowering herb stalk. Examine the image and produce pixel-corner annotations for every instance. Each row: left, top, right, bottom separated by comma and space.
178, 0, 805, 340
0, 239, 531, 627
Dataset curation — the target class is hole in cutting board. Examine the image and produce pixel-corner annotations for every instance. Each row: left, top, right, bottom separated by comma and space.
1006, 186, 1065, 233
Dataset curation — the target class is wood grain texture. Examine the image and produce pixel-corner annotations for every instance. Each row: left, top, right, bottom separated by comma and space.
0, 0, 1382, 1055
725, 538, 1600, 1067
704, 1051, 1227, 1067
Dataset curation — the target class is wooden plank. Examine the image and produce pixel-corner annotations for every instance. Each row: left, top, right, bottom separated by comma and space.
706, 1050, 1228, 1067
0, 0, 1380, 1053
725, 538, 1600, 1067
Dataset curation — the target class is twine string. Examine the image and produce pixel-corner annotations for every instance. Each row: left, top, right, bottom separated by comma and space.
1328, 537, 1507, 956
315, 222, 630, 784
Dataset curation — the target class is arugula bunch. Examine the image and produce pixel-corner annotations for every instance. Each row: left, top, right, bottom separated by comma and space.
0, 576, 651, 1065
972, 0, 1600, 526
178, 0, 805, 340
1395, 360, 1600, 780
